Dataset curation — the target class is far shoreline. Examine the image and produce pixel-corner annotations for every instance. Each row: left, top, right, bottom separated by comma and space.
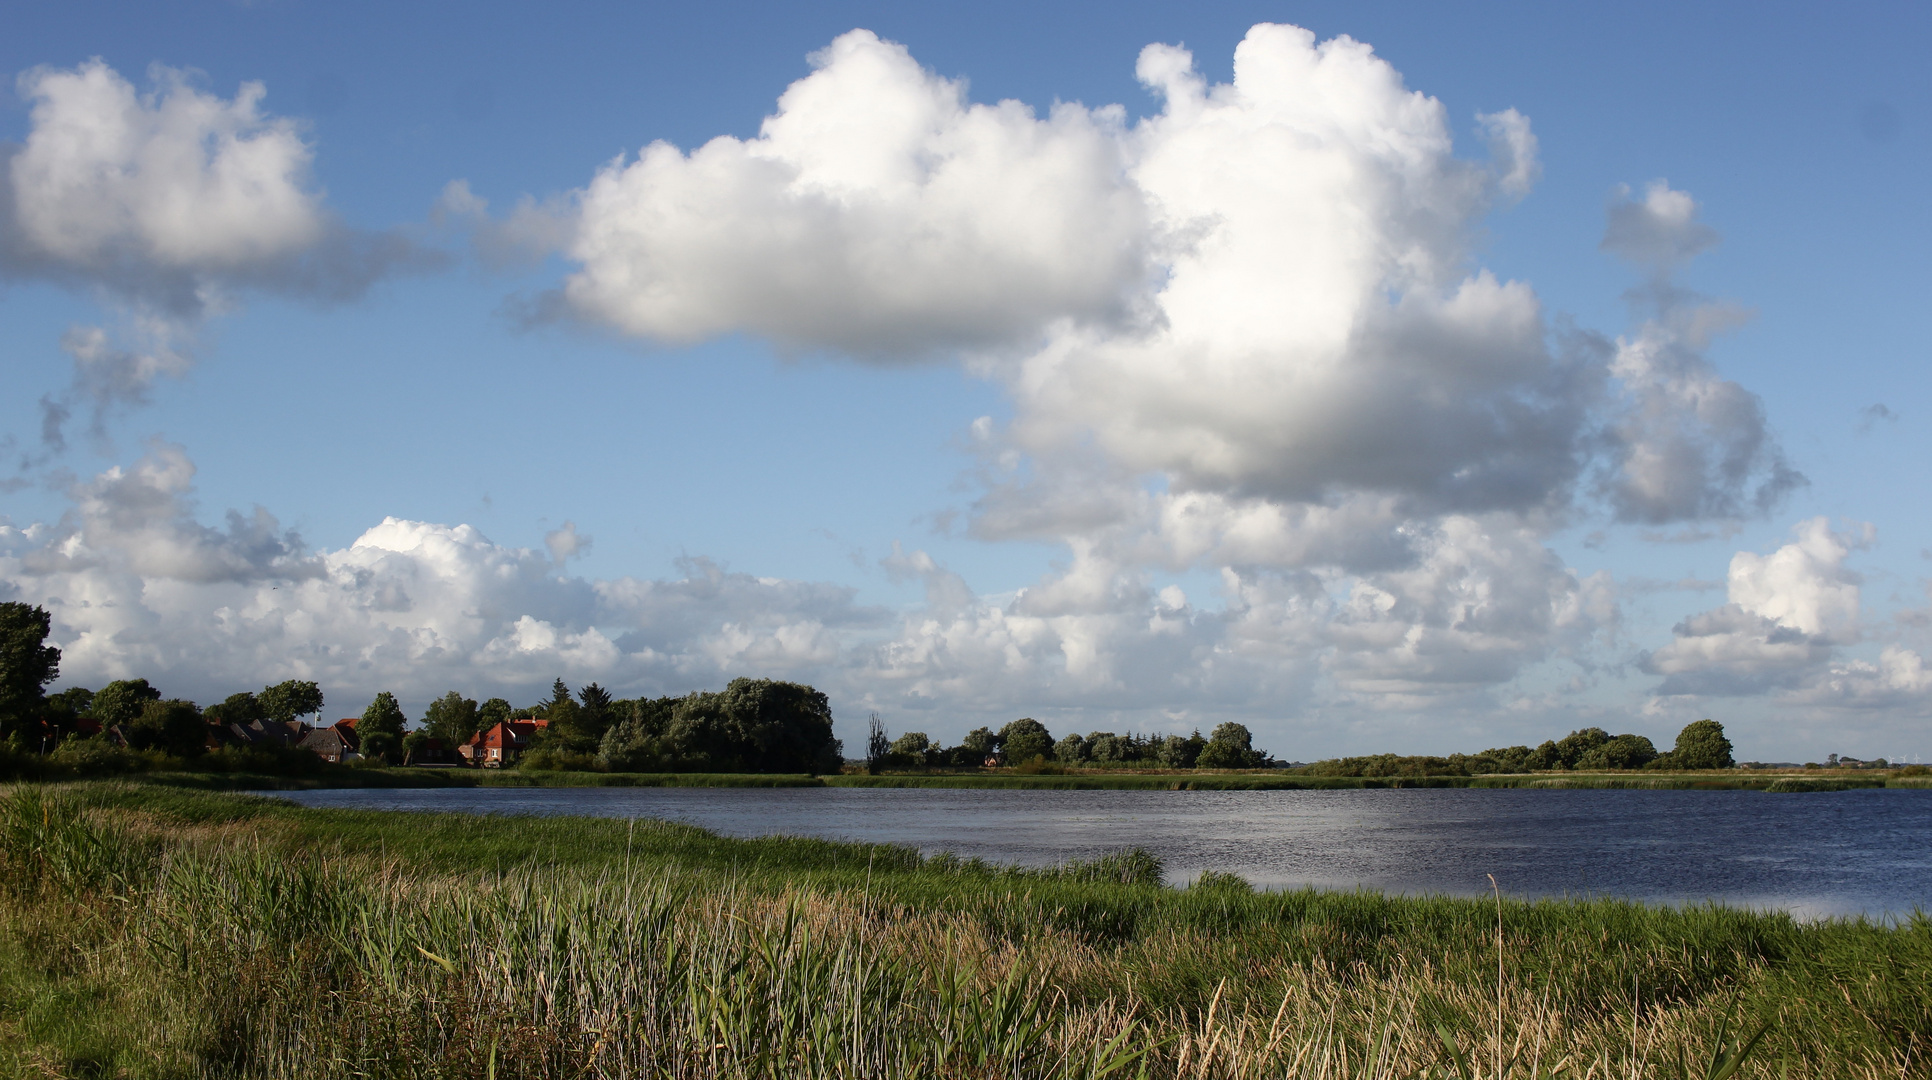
106, 766, 1924, 793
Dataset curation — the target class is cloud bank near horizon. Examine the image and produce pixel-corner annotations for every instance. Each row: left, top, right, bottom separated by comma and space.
1, 445, 1924, 754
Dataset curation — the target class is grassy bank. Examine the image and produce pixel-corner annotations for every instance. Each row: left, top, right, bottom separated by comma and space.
2, 783, 1929, 1078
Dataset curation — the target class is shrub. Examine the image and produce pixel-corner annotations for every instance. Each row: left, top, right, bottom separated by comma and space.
49, 736, 147, 776
128, 699, 206, 758
1190, 870, 1254, 893
199, 743, 324, 776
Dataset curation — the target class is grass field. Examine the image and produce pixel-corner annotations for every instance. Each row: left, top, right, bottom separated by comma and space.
1, 782, 1928, 1078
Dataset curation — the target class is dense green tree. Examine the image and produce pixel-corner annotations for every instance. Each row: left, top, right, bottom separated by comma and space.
1669, 719, 1733, 770
960, 727, 998, 756
477, 698, 512, 729
1464, 745, 1536, 773
92, 679, 162, 728
654, 679, 842, 773
525, 679, 593, 751
204, 692, 267, 727
888, 731, 930, 758
401, 730, 439, 764
1054, 733, 1089, 765
888, 731, 931, 769
359, 692, 408, 764
1086, 732, 1124, 763
695, 680, 846, 772
42, 686, 95, 742
1158, 731, 1207, 769
598, 697, 677, 771
999, 718, 1053, 765
0, 603, 61, 743
259, 680, 324, 723
578, 683, 612, 724
127, 699, 205, 757
1575, 733, 1658, 770
423, 691, 481, 747
49, 686, 94, 716
605, 683, 841, 774
541, 681, 614, 751
1549, 728, 1611, 770
1196, 722, 1265, 769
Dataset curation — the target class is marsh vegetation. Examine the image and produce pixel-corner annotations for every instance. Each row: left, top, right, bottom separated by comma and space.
3, 783, 1928, 1078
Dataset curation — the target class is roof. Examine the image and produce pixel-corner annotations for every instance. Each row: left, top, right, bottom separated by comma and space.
472, 718, 549, 750
299, 727, 344, 749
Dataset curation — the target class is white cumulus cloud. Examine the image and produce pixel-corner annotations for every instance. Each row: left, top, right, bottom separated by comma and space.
552, 29, 1152, 356
1641, 518, 1901, 698
527, 24, 1792, 570
1, 59, 427, 311
1, 60, 438, 461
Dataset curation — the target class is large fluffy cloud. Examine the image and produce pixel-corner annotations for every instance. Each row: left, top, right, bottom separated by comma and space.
1, 59, 425, 310
1641, 518, 1932, 710
530, 24, 1792, 577
551, 30, 1151, 356
2, 61, 435, 458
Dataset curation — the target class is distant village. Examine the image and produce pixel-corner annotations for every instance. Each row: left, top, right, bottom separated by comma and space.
79, 714, 551, 768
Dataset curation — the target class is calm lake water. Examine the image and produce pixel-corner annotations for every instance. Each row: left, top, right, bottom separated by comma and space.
278, 786, 1932, 919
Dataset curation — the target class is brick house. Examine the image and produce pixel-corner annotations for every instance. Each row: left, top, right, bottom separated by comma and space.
298, 719, 362, 764
460, 719, 548, 768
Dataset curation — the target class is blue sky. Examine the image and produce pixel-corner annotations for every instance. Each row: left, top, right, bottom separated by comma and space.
1, 0, 1927, 762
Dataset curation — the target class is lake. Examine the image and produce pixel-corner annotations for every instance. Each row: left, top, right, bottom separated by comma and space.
278, 785, 1932, 919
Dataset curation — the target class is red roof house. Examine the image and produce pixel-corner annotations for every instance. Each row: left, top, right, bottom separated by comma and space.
460, 718, 548, 768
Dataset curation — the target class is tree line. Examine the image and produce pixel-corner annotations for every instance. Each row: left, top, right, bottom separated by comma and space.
1298, 722, 1736, 777
0, 600, 1756, 780
411, 676, 844, 774
866, 716, 1272, 772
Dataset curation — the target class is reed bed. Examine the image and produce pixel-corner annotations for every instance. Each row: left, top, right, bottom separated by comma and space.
1, 783, 1927, 1078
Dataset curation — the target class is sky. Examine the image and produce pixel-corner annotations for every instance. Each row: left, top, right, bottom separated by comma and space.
1, 0, 1928, 763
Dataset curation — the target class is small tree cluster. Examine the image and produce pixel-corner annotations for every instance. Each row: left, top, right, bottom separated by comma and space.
597, 678, 843, 774
865, 717, 1271, 772
1300, 719, 1737, 777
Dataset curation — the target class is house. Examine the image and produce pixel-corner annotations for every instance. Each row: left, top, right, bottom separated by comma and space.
404, 735, 460, 766
232, 718, 307, 747
298, 719, 362, 764
460, 718, 548, 768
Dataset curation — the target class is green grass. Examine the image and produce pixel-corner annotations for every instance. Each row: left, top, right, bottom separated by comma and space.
2, 782, 1930, 1077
